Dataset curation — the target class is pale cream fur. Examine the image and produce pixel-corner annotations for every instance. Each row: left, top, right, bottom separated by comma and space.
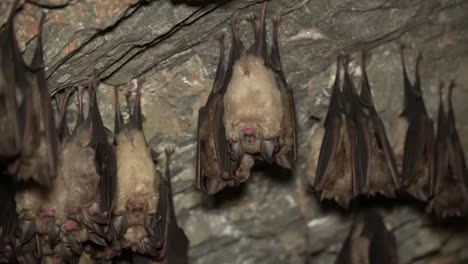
59, 133, 100, 209
389, 117, 408, 171
349, 222, 370, 264
14, 138, 89, 234
15, 173, 67, 233
114, 129, 159, 214
223, 56, 283, 141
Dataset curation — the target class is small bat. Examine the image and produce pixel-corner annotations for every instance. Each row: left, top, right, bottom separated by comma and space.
335, 210, 398, 264
307, 56, 355, 208
358, 53, 401, 197
391, 45, 434, 201
196, 1, 297, 194
111, 79, 166, 257
0, 1, 59, 186
427, 82, 468, 218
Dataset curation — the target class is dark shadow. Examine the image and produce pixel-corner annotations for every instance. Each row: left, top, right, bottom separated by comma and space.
253, 161, 294, 184
200, 182, 248, 209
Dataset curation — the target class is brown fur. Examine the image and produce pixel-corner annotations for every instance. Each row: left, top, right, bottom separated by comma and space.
348, 222, 371, 264
307, 124, 353, 208
236, 155, 255, 182
389, 117, 408, 171
198, 95, 234, 187
223, 55, 283, 153
367, 123, 397, 197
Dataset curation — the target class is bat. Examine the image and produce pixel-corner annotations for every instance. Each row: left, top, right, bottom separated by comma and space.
119, 148, 189, 264
133, 148, 190, 263
0, 1, 58, 186
111, 79, 166, 257
196, 1, 297, 194
335, 210, 398, 264
427, 82, 468, 218
358, 53, 401, 197
307, 56, 354, 208
391, 45, 434, 201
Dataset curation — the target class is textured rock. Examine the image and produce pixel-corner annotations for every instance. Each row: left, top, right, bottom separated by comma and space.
1, 0, 468, 263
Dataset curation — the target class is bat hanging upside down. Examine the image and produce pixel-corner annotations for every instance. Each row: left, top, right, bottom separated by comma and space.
108, 80, 189, 262
196, 1, 297, 194
0, 0, 58, 186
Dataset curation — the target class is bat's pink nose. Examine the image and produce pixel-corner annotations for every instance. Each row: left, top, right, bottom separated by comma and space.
129, 199, 144, 210
43, 207, 56, 217
63, 220, 79, 232
242, 124, 256, 136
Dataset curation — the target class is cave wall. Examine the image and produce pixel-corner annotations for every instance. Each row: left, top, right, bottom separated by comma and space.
2, 0, 468, 263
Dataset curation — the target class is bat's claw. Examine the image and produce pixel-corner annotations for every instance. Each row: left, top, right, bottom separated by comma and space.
164, 146, 175, 159
272, 15, 282, 24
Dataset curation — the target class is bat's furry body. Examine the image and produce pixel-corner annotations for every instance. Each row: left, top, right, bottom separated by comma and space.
196, 2, 297, 194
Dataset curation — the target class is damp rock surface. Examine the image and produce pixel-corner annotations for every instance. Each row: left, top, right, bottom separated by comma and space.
2, 0, 468, 263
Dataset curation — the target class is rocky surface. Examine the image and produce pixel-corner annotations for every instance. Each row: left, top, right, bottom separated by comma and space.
2, 0, 468, 263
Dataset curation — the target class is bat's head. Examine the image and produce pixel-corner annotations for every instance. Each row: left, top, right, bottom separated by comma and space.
238, 122, 262, 153
231, 123, 278, 162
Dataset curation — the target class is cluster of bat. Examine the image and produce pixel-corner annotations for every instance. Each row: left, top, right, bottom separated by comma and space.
0, 2, 188, 263
306, 48, 468, 218
194, 0, 468, 218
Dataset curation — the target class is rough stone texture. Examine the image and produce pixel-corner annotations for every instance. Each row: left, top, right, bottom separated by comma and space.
2, 0, 468, 263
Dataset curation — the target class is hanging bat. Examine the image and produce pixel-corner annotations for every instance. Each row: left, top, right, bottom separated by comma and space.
196, 1, 297, 194
158, 147, 189, 263
335, 210, 398, 264
307, 56, 354, 208
391, 45, 434, 201
110, 79, 168, 258
358, 53, 401, 197
131, 148, 190, 263
0, 1, 59, 186
427, 82, 468, 218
